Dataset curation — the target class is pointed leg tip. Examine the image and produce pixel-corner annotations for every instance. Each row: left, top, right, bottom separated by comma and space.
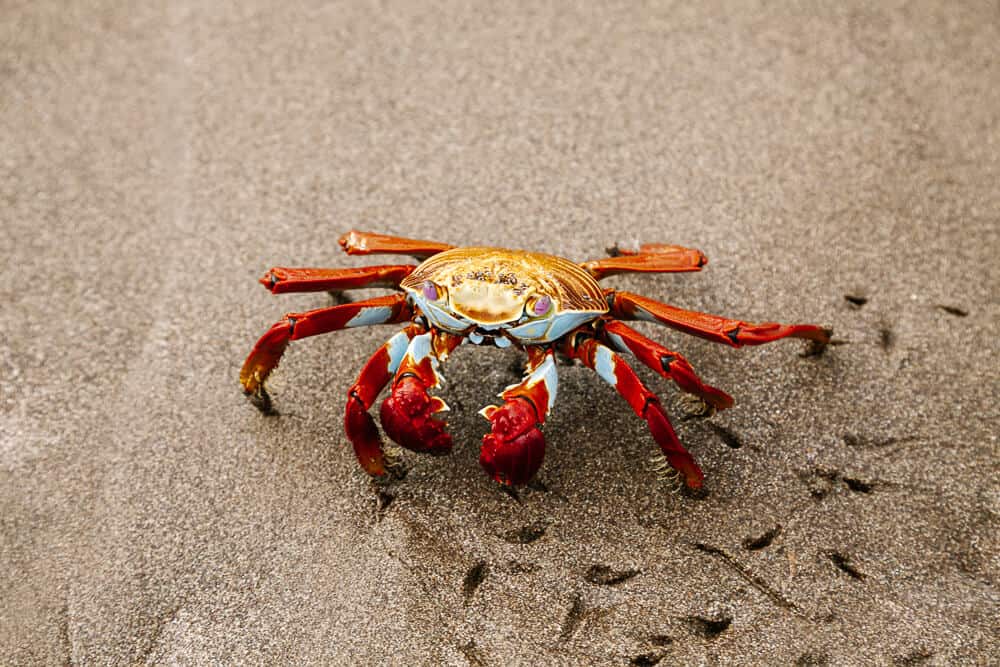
259, 270, 281, 292
801, 337, 831, 358
680, 466, 705, 494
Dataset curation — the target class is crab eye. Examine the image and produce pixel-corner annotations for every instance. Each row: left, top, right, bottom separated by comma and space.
421, 280, 443, 301
528, 295, 552, 317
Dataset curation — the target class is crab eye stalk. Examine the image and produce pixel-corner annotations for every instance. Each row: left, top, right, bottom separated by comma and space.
421, 280, 443, 301
528, 295, 552, 317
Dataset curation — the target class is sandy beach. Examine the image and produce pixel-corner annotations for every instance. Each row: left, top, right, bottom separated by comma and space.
2, 2, 997, 664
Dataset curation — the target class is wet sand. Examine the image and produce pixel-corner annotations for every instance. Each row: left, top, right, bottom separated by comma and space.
2, 2, 997, 664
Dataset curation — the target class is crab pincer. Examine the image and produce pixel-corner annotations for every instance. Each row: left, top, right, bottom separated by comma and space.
480, 398, 545, 486
479, 351, 556, 486
378, 331, 453, 455
380, 375, 453, 454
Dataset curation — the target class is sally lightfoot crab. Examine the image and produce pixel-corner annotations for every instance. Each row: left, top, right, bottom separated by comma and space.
240, 231, 831, 490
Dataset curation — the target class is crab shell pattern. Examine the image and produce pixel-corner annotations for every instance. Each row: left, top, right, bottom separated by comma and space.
240, 231, 831, 490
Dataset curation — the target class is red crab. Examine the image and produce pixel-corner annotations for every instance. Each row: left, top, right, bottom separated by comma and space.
240, 231, 830, 490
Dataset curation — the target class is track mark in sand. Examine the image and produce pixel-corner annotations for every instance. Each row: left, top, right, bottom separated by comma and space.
935, 304, 968, 317
684, 614, 732, 639
559, 594, 615, 641
799, 467, 879, 499
843, 432, 916, 451
842, 476, 874, 493
843, 432, 885, 448
798, 467, 840, 500
631, 651, 667, 666
827, 552, 865, 581
374, 489, 394, 522
633, 634, 674, 664
742, 525, 781, 551
559, 594, 586, 640
584, 564, 640, 586
502, 523, 547, 544
458, 641, 488, 667
844, 294, 868, 308
502, 560, 541, 575
462, 561, 488, 604
878, 326, 894, 351
693, 543, 802, 614
893, 649, 934, 665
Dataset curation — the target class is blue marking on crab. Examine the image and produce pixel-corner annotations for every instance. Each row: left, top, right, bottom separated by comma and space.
536, 311, 602, 343
503, 318, 548, 340
346, 305, 394, 328
523, 353, 558, 415
593, 344, 618, 387
384, 328, 412, 370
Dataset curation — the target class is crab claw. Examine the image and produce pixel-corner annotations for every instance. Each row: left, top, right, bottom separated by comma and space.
380, 375, 453, 455
479, 397, 545, 486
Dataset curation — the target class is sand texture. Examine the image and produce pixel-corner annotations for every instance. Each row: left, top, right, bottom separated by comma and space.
2, 1, 998, 664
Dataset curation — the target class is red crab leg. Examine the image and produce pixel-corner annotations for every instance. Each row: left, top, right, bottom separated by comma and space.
562, 336, 704, 490
345, 325, 421, 477
379, 331, 454, 455
479, 347, 557, 486
259, 265, 416, 295
600, 320, 734, 411
608, 290, 832, 349
338, 230, 454, 259
581, 244, 708, 280
240, 293, 412, 413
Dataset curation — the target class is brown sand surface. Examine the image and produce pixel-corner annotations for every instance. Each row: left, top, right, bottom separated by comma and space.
2, 2, 998, 664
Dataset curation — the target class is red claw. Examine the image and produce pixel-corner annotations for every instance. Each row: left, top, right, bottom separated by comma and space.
380, 375, 453, 455
480, 397, 545, 486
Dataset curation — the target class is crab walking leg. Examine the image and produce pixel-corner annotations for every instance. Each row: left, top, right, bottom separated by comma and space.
379, 331, 454, 455
259, 265, 416, 295
479, 348, 558, 486
581, 244, 708, 280
601, 320, 734, 411
344, 326, 422, 476
338, 230, 454, 260
564, 337, 704, 490
240, 293, 412, 412
608, 290, 832, 349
